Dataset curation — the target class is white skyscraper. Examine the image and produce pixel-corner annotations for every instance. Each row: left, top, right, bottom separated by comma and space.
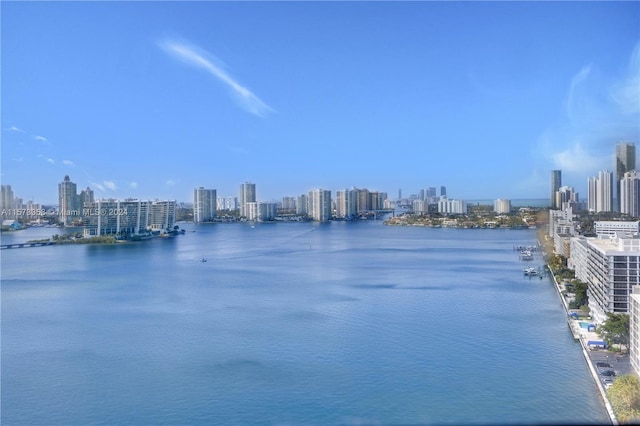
308, 189, 331, 222
193, 187, 217, 223
493, 199, 511, 214
588, 170, 613, 213
620, 171, 640, 217
335, 188, 358, 220
239, 182, 256, 218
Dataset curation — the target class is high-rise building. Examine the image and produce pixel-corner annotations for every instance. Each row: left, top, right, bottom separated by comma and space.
58, 175, 78, 226
335, 189, 358, 220
245, 201, 276, 222
217, 197, 238, 211
620, 171, 640, 217
308, 189, 331, 222
79, 187, 94, 208
438, 198, 467, 214
296, 194, 308, 215
616, 142, 636, 211
356, 188, 370, 213
239, 182, 256, 218
82, 199, 176, 236
570, 235, 640, 324
440, 186, 447, 197
551, 170, 562, 209
193, 187, 217, 223
281, 196, 297, 212
1, 185, 15, 218
494, 199, 511, 214
555, 185, 578, 210
587, 170, 613, 213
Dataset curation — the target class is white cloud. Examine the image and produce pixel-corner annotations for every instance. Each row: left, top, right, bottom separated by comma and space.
103, 181, 117, 191
537, 44, 640, 188
551, 141, 602, 174
566, 65, 592, 122
159, 38, 275, 117
130, 182, 138, 188
46, 158, 55, 164
610, 43, 640, 115
62, 160, 75, 167
89, 181, 106, 192
7, 125, 25, 133
33, 135, 49, 143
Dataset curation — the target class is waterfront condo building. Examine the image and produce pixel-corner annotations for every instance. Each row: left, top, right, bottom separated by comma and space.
569, 235, 640, 324
438, 198, 467, 214
620, 171, 640, 217
82, 199, 176, 237
239, 182, 256, 218
58, 175, 80, 226
296, 194, 308, 215
245, 201, 277, 222
630, 286, 640, 375
217, 197, 238, 212
308, 189, 331, 222
494, 199, 511, 214
335, 189, 358, 220
193, 187, 217, 223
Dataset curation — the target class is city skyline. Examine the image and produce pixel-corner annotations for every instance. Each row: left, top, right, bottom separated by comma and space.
2, 2, 639, 204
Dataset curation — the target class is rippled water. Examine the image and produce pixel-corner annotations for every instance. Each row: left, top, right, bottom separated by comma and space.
2, 221, 608, 424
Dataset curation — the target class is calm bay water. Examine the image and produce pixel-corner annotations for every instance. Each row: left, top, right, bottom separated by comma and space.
2, 221, 608, 425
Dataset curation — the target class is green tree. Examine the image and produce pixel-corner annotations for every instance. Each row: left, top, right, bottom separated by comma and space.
608, 375, 640, 423
573, 280, 588, 307
598, 312, 630, 350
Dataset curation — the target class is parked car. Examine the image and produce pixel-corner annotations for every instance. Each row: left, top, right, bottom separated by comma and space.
596, 362, 612, 369
600, 370, 616, 377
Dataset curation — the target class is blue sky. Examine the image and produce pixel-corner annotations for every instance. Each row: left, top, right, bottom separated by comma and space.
2, 1, 639, 205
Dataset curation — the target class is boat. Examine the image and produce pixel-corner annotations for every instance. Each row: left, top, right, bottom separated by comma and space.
523, 267, 538, 276
201, 258, 207, 263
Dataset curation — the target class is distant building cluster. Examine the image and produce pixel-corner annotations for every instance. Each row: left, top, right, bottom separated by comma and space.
56, 175, 177, 237
554, 141, 639, 215
194, 183, 391, 223
549, 141, 640, 376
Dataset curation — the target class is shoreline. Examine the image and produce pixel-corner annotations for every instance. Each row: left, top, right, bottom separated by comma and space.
541, 237, 618, 425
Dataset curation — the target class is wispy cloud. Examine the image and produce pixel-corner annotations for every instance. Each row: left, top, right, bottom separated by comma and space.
89, 180, 118, 192
90, 181, 106, 192
33, 135, 49, 143
47, 158, 55, 164
610, 43, 640, 115
62, 160, 75, 167
159, 38, 275, 117
7, 125, 25, 133
566, 65, 592, 123
537, 44, 640, 185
